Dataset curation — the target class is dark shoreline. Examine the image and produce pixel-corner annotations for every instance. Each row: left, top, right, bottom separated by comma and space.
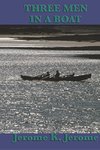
0, 46, 100, 50
15, 34, 100, 42
0, 25, 100, 35
73, 54, 100, 59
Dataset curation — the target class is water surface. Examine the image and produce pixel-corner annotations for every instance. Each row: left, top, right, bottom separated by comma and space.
0, 49, 100, 133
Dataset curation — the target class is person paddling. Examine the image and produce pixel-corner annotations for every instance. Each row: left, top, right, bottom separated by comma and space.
46, 71, 50, 77
42, 71, 50, 78
55, 70, 60, 78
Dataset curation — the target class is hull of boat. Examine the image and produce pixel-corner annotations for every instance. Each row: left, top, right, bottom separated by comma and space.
21, 74, 91, 81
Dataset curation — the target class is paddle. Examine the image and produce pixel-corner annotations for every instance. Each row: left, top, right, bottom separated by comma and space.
34, 73, 45, 78
34, 68, 56, 78
60, 70, 75, 77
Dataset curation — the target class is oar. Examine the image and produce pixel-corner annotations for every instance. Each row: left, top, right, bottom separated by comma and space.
34, 73, 45, 78
35, 69, 58, 78
34, 71, 50, 78
39, 69, 55, 77
60, 70, 75, 77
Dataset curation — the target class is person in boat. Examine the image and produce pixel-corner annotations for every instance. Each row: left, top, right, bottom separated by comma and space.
71, 73, 75, 76
42, 71, 50, 78
67, 73, 75, 77
46, 71, 50, 77
36, 71, 50, 78
55, 70, 60, 78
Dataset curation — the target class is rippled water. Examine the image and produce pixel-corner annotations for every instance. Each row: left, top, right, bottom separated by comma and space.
0, 49, 100, 133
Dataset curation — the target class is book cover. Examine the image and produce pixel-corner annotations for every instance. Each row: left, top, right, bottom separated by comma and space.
0, 0, 100, 149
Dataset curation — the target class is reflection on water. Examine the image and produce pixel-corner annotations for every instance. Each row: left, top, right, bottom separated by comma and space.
0, 49, 100, 133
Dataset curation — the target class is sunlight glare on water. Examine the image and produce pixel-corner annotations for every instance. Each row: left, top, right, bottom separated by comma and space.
0, 49, 100, 133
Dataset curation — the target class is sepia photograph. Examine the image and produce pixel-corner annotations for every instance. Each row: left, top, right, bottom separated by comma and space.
0, 25, 100, 134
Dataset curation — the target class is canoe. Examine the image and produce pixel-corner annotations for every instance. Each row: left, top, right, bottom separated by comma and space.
20, 74, 91, 81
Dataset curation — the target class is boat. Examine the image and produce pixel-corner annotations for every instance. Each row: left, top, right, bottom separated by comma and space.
20, 73, 91, 81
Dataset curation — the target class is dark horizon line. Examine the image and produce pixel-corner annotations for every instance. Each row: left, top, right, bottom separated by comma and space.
0, 25, 100, 35
0, 46, 100, 50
